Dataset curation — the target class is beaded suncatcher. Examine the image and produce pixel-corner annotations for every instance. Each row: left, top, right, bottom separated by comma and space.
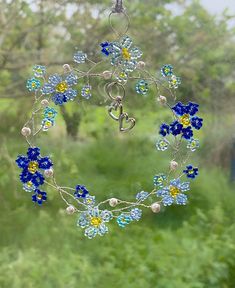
15, 0, 203, 239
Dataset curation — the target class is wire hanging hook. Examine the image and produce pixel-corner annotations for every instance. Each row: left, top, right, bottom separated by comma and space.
112, 0, 124, 13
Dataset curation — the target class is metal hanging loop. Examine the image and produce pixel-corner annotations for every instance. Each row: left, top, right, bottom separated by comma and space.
105, 81, 126, 102
109, 0, 130, 37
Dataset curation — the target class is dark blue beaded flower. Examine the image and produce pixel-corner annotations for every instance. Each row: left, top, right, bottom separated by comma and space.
191, 116, 203, 130
183, 165, 199, 179
32, 189, 47, 205
16, 147, 53, 190
169, 121, 183, 136
100, 42, 113, 56
181, 127, 193, 140
74, 185, 89, 198
159, 123, 170, 137
167, 102, 203, 140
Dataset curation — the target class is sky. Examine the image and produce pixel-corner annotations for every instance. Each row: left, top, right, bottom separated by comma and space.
201, 0, 235, 14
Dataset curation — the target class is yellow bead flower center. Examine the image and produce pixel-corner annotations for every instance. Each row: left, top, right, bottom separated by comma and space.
169, 186, 180, 198
122, 48, 131, 60
56, 81, 68, 93
26, 181, 33, 188
28, 161, 38, 174
90, 217, 102, 227
179, 114, 190, 127
37, 194, 42, 200
44, 120, 52, 128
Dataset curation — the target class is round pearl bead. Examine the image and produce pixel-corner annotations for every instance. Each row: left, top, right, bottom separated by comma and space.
102, 70, 112, 80
109, 198, 118, 207
63, 64, 72, 72
137, 61, 146, 69
170, 160, 178, 170
157, 95, 167, 105
44, 168, 54, 178
41, 99, 49, 107
66, 205, 76, 215
21, 127, 31, 137
151, 202, 161, 213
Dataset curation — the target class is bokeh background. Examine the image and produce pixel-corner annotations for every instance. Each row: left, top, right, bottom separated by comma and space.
0, 0, 235, 287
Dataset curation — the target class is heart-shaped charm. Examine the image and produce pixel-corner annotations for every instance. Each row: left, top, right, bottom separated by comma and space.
119, 112, 136, 132
108, 103, 123, 121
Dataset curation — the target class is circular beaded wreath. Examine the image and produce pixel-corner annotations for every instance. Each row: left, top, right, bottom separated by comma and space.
15, 1, 203, 239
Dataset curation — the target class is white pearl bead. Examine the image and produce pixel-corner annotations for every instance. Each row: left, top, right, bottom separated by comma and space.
41, 99, 49, 107
63, 64, 71, 72
151, 202, 161, 213
102, 70, 112, 80
137, 61, 146, 69
21, 127, 31, 137
170, 160, 178, 170
44, 168, 54, 178
66, 205, 76, 215
109, 198, 118, 207
157, 95, 167, 105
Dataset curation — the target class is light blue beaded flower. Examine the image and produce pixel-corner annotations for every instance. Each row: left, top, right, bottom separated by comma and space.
41, 73, 78, 105
187, 138, 200, 152
130, 208, 142, 221
110, 35, 143, 72
169, 75, 181, 89
156, 138, 169, 151
116, 70, 128, 83
135, 80, 149, 95
73, 51, 87, 64
117, 213, 132, 228
23, 181, 36, 192
42, 118, 55, 131
136, 191, 149, 201
156, 178, 190, 206
26, 77, 41, 92
77, 207, 113, 239
84, 195, 96, 206
81, 85, 92, 99
33, 65, 46, 78
153, 174, 167, 188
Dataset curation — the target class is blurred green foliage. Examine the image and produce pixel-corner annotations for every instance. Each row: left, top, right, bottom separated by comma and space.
0, 0, 235, 287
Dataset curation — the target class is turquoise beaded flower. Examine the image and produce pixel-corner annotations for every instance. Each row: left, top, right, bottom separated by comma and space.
26, 77, 41, 92
43, 107, 57, 120
81, 85, 92, 99
77, 207, 113, 239
33, 65, 46, 78
135, 80, 149, 95
161, 64, 173, 77
117, 213, 132, 228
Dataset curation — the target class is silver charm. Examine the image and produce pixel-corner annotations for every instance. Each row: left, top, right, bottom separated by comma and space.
105, 81, 136, 132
